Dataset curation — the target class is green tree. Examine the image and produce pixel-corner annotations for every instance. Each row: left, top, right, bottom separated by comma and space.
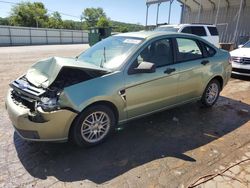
111, 20, 144, 32
96, 16, 110, 28
9, 2, 48, 27
0, 17, 9, 25
82, 7, 106, 28
119, 26, 129, 33
62, 20, 75, 29
62, 20, 83, 30
47, 11, 63, 29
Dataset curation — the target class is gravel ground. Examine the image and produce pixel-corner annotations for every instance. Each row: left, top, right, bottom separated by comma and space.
0, 44, 250, 188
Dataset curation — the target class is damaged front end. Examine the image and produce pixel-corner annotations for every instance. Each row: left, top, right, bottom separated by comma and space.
12, 57, 109, 112
6, 57, 110, 141
10, 76, 60, 123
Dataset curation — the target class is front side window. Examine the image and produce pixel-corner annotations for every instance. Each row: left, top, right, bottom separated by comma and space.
136, 38, 173, 68
176, 38, 203, 62
77, 36, 143, 70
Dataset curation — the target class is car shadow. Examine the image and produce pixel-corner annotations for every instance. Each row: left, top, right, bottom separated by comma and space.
14, 96, 250, 184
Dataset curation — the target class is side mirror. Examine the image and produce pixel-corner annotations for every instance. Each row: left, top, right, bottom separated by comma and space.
238, 45, 243, 48
133, 61, 156, 74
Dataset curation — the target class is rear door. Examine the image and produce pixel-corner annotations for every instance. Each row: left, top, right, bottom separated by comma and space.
173, 37, 208, 102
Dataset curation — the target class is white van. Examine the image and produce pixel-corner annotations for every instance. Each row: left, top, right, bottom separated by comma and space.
155, 24, 220, 47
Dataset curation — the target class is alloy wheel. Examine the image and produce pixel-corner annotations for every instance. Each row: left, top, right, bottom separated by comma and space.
205, 83, 219, 105
80, 111, 111, 143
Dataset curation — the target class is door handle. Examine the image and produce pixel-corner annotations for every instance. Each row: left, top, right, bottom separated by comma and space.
201, 60, 210, 65
164, 68, 176, 74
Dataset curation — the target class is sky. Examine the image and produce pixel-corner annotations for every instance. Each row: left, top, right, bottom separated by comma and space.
0, 0, 182, 25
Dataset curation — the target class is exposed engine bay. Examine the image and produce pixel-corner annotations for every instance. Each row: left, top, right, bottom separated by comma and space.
10, 67, 108, 114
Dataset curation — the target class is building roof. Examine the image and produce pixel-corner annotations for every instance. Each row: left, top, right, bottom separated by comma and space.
146, 0, 171, 5
178, 0, 250, 11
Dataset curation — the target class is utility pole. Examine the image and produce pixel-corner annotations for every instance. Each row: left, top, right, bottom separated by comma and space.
156, 3, 160, 25
146, 4, 149, 26
168, 0, 174, 24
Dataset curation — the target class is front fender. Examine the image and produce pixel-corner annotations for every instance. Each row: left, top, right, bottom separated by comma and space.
58, 71, 127, 122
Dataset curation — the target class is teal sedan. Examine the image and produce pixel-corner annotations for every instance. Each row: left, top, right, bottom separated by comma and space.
6, 32, 232, 147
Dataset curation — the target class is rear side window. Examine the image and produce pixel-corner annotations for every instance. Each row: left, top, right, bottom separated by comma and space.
202, 42, 216, 57
176, 38, 203, 62
208, 27, 219, 36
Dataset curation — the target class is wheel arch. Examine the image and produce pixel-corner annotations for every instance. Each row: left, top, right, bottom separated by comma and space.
211, 75, 224, 90
204, 75, 224, 92
68, 100, 119, 140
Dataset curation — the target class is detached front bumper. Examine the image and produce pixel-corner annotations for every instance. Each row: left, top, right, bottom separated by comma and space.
5, 90, 77, 142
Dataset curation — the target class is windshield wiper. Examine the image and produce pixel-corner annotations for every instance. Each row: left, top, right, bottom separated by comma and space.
100, 47, 106, 68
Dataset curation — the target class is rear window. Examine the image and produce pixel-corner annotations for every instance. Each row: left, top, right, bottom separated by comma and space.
208, 27, 219, 36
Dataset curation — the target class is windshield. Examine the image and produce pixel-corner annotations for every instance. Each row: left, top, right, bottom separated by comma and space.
243, 41, 250, 48
77, 36, 143, 70
154, 27, 179, 32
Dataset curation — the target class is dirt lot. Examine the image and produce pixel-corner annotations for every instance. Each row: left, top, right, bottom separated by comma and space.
0, 44, 250, 188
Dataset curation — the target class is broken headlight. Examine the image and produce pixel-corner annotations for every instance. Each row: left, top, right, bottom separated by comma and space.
38, 97, 60, 112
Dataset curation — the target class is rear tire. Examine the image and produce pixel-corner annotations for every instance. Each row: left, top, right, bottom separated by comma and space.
201, 79, 221, 107
70, 104, 116, 147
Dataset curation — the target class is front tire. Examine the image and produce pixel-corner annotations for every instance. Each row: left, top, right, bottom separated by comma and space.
201, 79, 221, 107
70, 105, 116, 147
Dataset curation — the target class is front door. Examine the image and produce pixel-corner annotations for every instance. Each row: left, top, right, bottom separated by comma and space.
124, 38, 179, 119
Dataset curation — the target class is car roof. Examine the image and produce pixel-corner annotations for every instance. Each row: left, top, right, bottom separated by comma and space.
116, 31, 196, 39
116, 31, 164, 39
115, 31, 218, 49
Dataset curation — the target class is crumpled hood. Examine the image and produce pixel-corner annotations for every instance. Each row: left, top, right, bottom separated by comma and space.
26, 57, 109, 88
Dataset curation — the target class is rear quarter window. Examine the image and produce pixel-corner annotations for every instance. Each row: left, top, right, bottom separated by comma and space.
207, 27, 219, 36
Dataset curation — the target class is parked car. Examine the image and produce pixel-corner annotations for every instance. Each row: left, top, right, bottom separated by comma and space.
6, 32, 232, 147
155, 24, 220, 47
230, 40, 250, 76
